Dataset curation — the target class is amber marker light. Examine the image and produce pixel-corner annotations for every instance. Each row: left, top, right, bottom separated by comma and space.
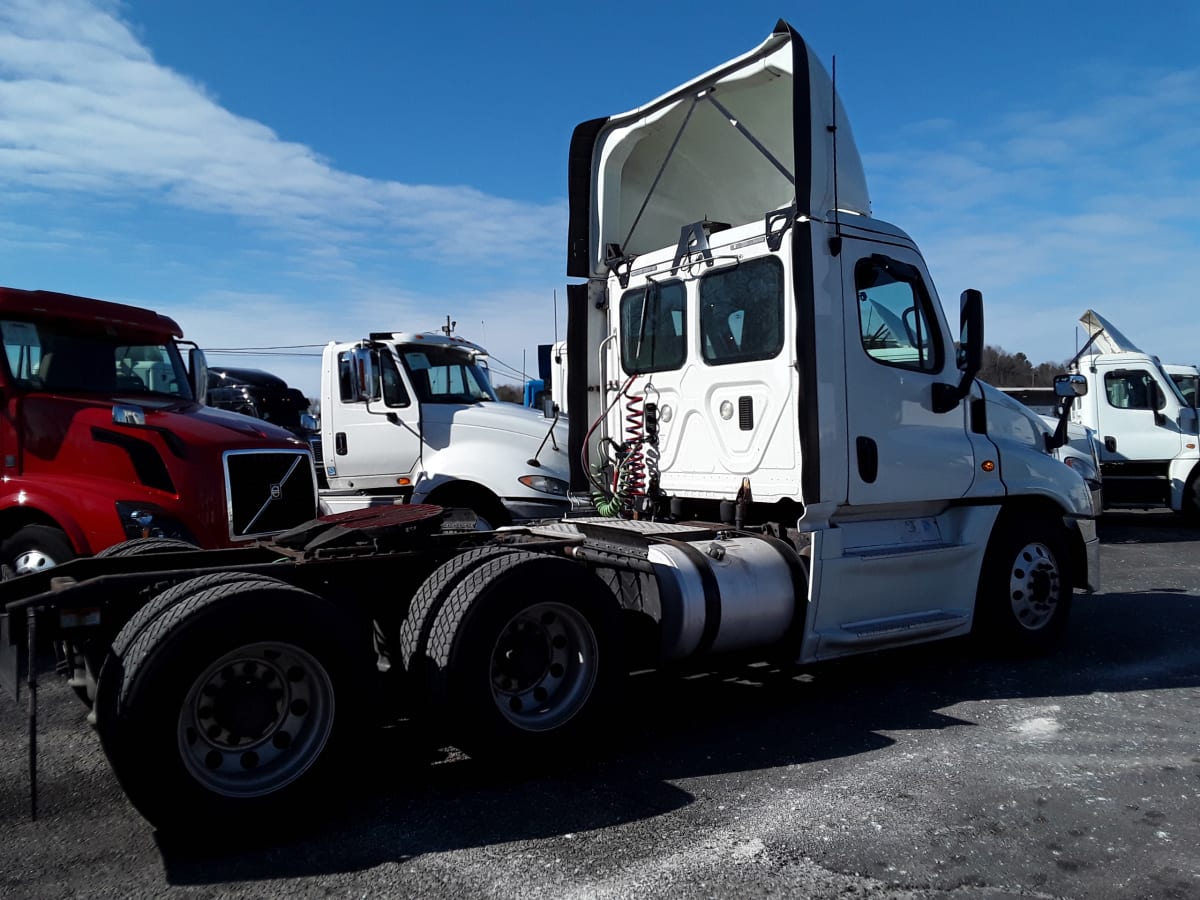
397, 477, 411, 486
981, 460, 996, 472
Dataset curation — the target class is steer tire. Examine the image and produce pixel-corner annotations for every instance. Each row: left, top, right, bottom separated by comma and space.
416, 552, 623, 762
1, 524, 76, 577
94, 576, 368, 837
974, 513, 1073, 655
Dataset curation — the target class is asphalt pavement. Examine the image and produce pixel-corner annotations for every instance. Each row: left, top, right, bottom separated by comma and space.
2, 511, 1199, 899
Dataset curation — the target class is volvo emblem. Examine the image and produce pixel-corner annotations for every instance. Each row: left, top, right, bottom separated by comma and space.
269, 483, 283, 500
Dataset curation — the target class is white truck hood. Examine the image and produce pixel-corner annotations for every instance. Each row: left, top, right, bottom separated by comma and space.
420, 401, 568, 443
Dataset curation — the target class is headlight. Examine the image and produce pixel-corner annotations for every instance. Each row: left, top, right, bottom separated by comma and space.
517, 474, 569, 496
1062, 455, 1099, 484
115, 501, 195, 542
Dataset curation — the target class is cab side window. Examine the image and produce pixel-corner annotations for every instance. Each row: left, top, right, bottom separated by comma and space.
854, 255, 941, 372
700, 256, 784, 365
619, 280, 686, 374
1104, 370, 1161, 410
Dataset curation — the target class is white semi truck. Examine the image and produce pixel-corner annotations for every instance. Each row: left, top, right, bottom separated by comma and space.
1, 20, 1096, 836
1061, 310, 1200, 515
317, 331, 571, 527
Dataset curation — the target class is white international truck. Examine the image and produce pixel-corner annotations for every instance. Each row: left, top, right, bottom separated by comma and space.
316, 331, 571, 527
1061, 311, 1200, 514
1, 19, 1096, 836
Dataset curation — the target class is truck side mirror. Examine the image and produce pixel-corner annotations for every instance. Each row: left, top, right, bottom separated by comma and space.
1151, 382, 1166, 411
1048, 373, 1087, 449
1053, 373, 1087, 397
188, 347, 208, 406
932, 289, 983, 414
957, 289, 983, 378
348, 347, 378, 403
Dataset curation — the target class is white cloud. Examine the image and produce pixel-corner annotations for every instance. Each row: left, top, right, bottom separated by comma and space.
866, 62, 1200, 365
0, 0, 563, 265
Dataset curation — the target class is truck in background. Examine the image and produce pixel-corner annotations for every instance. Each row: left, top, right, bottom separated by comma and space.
206, 366, 317, 438
1, 20, 1097, 837
523, 341, 569, 415
988, 384, 1103, 515
1163, 363, 1199, 409
320, 331, 570, 527
0, 286, 318, 576
1064, 310, 1200, 515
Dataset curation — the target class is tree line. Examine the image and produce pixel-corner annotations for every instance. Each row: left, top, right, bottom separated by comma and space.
978, 345, 1071, 388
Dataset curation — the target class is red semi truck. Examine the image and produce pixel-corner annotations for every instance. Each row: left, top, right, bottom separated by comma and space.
0, 286, 319, 575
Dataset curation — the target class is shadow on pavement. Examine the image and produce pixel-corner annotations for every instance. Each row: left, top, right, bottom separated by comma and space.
158, 577, 1200, 885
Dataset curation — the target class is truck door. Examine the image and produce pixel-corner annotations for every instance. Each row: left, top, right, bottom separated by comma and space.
324, 347, 421, 487
841, 242, 975, 507
1092, 364, 1182, 504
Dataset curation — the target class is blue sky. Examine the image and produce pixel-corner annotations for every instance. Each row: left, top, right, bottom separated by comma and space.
1, 0, 1197, 397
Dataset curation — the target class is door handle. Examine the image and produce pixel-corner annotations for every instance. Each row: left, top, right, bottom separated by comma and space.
856, 436, 878, 483
335, 432, 348, 455
1104, 435, 1116, 453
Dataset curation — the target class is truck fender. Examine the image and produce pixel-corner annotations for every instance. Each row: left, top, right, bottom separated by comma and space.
1168, 458, 1200, 514
0, 488, 92, 555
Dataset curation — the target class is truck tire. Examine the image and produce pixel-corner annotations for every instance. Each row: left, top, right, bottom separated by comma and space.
974, 513, 1073, 654
1180, 472, 1200, 522
397, 545, 519, 676
58, 539, 204, 709
94, 576, 368, 836
96, 537, 199, 558
93, 572, 293, 726
1, 524, 76, 577
416, 552, 623, 761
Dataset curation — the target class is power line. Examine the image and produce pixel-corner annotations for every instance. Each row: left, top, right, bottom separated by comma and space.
205, 343, 326, 351
204, 350, 322, 358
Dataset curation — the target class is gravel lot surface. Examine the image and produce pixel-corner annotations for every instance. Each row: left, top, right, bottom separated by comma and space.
2, 511, 1199, 899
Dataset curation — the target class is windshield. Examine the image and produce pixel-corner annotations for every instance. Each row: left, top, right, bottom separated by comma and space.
0, 319, 191, 399
398, 345, 497, 404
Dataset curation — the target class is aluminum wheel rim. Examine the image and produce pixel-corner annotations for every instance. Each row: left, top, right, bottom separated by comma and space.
1008, 540, 1061, 631
178, 641, 335, 798
489, 601, 598, 732
12, 549, 59, 575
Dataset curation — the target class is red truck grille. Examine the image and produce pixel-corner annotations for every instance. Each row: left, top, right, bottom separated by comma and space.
223, 449, 318, 540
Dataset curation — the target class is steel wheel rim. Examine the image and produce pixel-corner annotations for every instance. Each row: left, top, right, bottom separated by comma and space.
1008, 540, 1061, 631
178, 641, 335, 798
489, 601, 598, 732
12, 549, 59, 575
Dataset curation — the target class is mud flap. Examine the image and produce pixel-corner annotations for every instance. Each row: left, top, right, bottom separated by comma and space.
0, 613, 19, 703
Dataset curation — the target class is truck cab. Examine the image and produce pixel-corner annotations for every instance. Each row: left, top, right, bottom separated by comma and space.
0, 287, 318, 573
566, 19, 1097, 657
319, 331, 570, 526
1068, 311, 1200, 513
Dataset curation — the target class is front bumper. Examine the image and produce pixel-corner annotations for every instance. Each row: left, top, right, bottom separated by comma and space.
502, 497, 571, 523
1068, 515, 1101, 593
